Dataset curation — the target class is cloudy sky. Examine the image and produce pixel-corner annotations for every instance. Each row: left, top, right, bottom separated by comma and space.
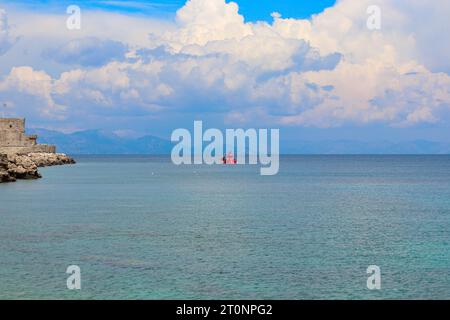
0, 0, 449, 144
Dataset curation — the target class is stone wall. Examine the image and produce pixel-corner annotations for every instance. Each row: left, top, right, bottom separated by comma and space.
0, 144, 56, 155
0, 118, 56, 155
0, 118, 25, 132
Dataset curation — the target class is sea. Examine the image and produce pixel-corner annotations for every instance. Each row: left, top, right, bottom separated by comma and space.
0, 155, 449, 299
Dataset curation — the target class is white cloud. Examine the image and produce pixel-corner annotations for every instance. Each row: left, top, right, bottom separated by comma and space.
0, 66, 65, 119
0, 8, 15, 55
167, 0, 252, 48
0, 0, 449, 129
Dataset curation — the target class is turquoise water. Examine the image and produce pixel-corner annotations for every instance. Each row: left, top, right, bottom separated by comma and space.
0, 155, 449, 299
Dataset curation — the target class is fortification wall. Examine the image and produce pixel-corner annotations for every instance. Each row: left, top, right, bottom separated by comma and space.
0, 131, 37, 146
0, 118, 25, 132
0, 145, 56, 155
0, 118, 56, 154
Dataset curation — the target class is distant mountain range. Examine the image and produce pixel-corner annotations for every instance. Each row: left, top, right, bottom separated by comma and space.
29, 128, 450, 155
29, 129, 173, 155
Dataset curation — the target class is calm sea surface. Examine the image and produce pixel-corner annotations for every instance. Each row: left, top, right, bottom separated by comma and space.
0, 155, 449, 299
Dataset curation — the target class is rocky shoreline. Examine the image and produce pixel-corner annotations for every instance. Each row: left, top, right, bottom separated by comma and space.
0, 153, 75, 183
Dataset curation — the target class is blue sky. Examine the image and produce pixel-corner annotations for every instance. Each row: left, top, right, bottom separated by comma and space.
0, 0, 449, 146
7, 0, 336, 20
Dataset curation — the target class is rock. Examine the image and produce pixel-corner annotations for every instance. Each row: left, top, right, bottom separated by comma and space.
0, 153, 75, 183
6, 154, 41, 180
0, 154, 15, 182
27, 153, 76, 167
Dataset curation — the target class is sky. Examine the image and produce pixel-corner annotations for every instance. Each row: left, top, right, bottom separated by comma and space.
3, 1, 337, 21
0, 0, 449, 145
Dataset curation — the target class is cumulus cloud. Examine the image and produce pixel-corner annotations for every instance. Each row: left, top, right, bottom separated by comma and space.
43, 37, 128, 67
268, 0, 450, 126
0, 0, 449, 129
0, 66, 65, 119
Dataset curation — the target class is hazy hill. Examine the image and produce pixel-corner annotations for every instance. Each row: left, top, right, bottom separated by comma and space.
29, 129, 172, 155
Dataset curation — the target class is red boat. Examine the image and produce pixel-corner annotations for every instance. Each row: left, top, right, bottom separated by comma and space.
222, 152, 237, 164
